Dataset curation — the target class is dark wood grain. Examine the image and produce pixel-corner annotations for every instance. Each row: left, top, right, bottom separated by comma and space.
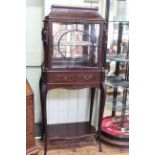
47, 122, 96, 140
50, 5, 102, 21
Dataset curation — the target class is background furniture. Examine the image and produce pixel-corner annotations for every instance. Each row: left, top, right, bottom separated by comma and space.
26, 80, 39, 155
100, 0, 129, 146
40, 5, 107, 155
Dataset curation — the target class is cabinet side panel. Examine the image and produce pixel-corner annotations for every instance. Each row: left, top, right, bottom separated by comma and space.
68, 90, 78, 123
47, 89, 59, 124
78, 88, 90, 122
57, 89, 69, 123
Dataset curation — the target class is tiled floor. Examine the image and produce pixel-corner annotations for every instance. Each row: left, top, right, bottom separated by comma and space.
36, 138, 129, 155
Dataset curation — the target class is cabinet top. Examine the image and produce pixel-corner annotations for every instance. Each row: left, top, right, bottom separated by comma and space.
47, 5, 104, 21
51, 5, 98, 10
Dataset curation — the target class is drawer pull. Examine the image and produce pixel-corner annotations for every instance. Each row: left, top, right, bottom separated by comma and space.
84, 74, 93, 80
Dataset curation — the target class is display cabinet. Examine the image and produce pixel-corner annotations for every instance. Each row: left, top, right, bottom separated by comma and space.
100, 0, 129, 146
40, 5, 107, 155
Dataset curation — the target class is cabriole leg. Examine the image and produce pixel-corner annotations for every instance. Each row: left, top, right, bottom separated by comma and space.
89, 88, 95, 126
98, 83, 107, 152
40, 83, 48, 155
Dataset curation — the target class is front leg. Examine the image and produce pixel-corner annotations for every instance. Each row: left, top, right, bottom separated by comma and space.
98, 83, 107, 152
40, 81, 48, 139
89, 88, 95, 125
40, 83, 48, 155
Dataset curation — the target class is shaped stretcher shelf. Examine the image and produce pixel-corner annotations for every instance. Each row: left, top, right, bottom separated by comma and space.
47, 122, 96, 140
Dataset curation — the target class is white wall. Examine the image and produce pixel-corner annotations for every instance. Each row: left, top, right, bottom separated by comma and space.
26, 0, 43, 66
26, 0, 105, 125
47, 89, 91, 124
26, 0, 44, 123
26, 68, 41, 123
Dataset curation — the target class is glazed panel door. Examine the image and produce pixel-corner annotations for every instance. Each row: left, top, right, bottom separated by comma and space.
51, 22, 100, 68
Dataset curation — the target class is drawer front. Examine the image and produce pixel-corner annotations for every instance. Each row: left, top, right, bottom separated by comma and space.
26, 96, 33, 107
26, 133, 35, 150
48, 72, 101, 83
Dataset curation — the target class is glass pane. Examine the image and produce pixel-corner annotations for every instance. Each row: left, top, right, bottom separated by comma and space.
106, 22, 129, 79
107, 22, 129, 56
52, 23, 99, 68
109, 0, 129, 22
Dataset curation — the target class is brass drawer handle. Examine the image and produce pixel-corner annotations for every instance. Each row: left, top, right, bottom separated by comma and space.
63, 75, 68, 80
84, 74, 93, 80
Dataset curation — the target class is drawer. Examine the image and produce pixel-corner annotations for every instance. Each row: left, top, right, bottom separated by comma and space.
47, 71, 101, 83
26, 96, 33, 107
26, 106, 34, 134
26, 133, 35, 150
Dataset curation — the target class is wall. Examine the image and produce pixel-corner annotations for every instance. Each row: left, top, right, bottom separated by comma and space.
26, 0, 105, 126
26, 0, 44, 123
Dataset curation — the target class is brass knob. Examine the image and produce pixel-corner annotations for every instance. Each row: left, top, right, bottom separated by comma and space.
84, 74, 93, 80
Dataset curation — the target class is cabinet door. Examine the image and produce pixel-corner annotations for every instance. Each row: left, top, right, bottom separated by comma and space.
51, 23, 100, 68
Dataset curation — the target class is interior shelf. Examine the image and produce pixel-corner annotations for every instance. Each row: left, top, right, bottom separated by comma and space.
106, 54, 129, 62
47, 122, 96, 140
106, 99, 129, 112
106, 75, 123, 82
108, 21, 129, 24
54, 41, 97, 46
105, 76, 129, 88
106, 80, 129, 88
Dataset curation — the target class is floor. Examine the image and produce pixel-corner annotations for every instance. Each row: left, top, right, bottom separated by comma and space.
36, 137, 129, 155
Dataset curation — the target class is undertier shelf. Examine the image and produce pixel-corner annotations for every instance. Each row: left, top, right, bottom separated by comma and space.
47, 122, 96, 140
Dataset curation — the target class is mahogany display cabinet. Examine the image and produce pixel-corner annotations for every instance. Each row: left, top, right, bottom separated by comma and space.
40, 5, 107, 155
